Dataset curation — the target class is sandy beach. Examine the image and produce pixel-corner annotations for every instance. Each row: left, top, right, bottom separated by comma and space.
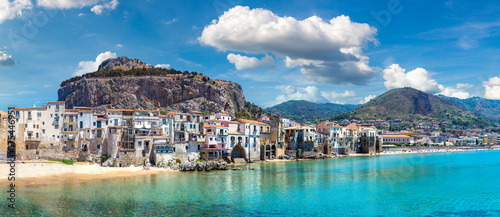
0, 161, 178, 186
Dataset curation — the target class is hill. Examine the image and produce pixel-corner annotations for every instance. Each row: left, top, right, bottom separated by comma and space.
265, 100, 358, 123
58, 57, 269, 119
438, 95, 500, 122
332, 87, 491, 127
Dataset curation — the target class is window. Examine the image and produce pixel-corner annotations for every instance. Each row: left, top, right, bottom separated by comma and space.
198, 145, 200, 150
42, 129, 45, 134
15, 111, 19, 117
37, 113, 41, 117
138, 141, 142, 147
93, 122, 96, 126
97, 144, 101, 149
185, 146, 188, 150
80, 121, 83, 128
50, 114, 53, 118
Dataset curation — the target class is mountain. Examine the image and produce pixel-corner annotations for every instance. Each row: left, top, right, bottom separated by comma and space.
265, 100, 359, 123
332, 87, 490, 126
438, 95, 500, 122
58, 57, 267, 119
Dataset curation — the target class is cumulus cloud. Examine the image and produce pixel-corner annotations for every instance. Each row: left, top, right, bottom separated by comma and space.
227, 53, 274, 70
456, 83, 474, 89
199, 6, 378, 85
37, 0, 118, 15
360, 95, 376, 104
74, 51, 116, 76
155, 64, 170, 69
91, 0, 118, 15
382, 64, 471, 99
321, 90, 356, 103
483, 76, 500, 100
274, 86, 323, 105
0, 0, 31, 24
0, 51, 15, 67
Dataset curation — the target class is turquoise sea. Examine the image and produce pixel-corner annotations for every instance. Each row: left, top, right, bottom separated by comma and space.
3, 150, 500, 216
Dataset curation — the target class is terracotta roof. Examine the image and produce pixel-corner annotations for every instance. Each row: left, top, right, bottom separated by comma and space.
228, 131, 243, 135
225, 121, 239, 124
234, 119, 265, 125
14, 107, 45, 110
97, 118, 107, 121
65, 112, 78, 115
47, 101, 65, 104
167, 111, 190, 115
189, 110, 203, 114
383, 135, 410, 138
153, 136, 169, 139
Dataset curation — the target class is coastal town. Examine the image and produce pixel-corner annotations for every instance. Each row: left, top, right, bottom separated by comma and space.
1, 101, 499, 168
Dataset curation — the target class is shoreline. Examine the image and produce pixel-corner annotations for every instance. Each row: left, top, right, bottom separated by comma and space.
1, 147, 497, 186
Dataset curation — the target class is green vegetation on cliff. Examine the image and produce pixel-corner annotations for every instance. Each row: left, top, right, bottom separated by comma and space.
61, 67, 203, 87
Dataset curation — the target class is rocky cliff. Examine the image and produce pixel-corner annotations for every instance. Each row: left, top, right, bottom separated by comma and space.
58, 57, 253, 117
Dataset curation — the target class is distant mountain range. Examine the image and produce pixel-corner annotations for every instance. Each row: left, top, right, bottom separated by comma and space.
438, 95, 500, 122
334, 87, 479, 121
265, 100, 359, 123
266, 87, 496, 127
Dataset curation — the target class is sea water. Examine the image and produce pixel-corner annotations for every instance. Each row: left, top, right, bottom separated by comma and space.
2, 150, 500, 216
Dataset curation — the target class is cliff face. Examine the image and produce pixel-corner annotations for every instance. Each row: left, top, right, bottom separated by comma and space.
58, 75, 247, 117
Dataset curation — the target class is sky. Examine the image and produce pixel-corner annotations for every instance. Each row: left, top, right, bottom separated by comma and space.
1, 0, 500, 110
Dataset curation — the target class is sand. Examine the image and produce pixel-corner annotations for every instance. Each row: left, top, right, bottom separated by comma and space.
0, 161, 178, 186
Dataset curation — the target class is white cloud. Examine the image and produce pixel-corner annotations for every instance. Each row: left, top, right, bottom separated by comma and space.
155, 64, 170, 69
199, 6, 378, 85
0, 50, 15, 66
78, 13, 85, 16
116, 44, 123, 48
437, 85, 471, 99
0, 0, 31, 24
165, 18, 178, 25
38, 0, 99, 9
37, 0, 118, 15
360, 95, 376, 104
321, 90, 356, 103
483, 76, 500, 100
382, 64, 471, 99
227, 53, 274, 70
274, 86, 323, 105
43, 84, 52, 88
74, 51, 116, 76
456, 83, 473, 89
91, 0, 118, 15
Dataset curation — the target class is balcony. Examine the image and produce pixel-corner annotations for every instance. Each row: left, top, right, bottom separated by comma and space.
26, 136, 41, 142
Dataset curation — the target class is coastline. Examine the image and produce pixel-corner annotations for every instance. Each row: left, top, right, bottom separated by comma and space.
2, 147, 497, 186
0, 161, 178, 187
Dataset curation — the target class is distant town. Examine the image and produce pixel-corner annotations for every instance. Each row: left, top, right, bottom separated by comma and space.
1, 101, 499, 167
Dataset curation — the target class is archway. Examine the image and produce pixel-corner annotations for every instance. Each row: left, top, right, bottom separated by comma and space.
231, 144, 247, 160
271, 145, 276, 158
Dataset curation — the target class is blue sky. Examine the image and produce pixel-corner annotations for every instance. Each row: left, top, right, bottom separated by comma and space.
1, 0, 500, 110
